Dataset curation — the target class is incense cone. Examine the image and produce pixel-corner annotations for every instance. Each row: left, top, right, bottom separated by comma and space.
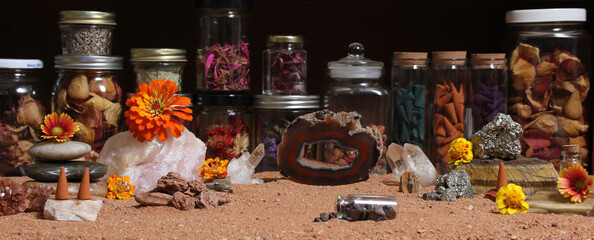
55, 166, 69, 200
496, 162, 508, 190
77, 167, 91, 200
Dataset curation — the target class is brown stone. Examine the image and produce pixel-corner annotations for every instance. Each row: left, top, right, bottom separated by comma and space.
135, 192, 173, 206
399, 172, 420, 193
196, 191, 219, 209
156, 172, 189, 194
171, 192, 195, 210
526, 190, 594, 216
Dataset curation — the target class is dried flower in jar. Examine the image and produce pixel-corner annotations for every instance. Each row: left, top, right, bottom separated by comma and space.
197, 41, 250, 91
269, 51, 305, 93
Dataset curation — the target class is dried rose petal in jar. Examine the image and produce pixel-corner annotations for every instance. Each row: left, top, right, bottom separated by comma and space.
263, 35, 307, 95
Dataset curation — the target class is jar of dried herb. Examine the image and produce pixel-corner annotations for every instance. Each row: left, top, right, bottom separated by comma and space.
263, 35, 307, 95
0, 59, 47, 176
253, 95, 320, 171
391, 52, 429, 150
131, 48, 187, 92
469, 54, 507, 135
53, 56, 123, 153
193, 91, 252, 160
505, 8, 591, 168
59, 10, 116, 56
196, 0, 251, 91
429, 51, 467, 174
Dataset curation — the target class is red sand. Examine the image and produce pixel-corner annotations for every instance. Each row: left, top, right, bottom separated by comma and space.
1, 172, 593, 239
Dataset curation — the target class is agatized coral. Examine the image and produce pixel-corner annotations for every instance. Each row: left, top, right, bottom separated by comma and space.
0, 178, 52, 216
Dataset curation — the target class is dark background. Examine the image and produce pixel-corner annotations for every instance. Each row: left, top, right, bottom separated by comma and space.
1, 0, 593, 169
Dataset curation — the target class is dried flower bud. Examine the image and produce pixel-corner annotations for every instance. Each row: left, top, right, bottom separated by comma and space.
16, 94, 45, 129
67, 74, 90, 100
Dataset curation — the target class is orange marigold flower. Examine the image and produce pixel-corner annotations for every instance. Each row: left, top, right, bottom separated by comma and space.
40, 112, 79, 142
558, 164, 593, 203
199, 157, 229, 180
107, 175, 136, 200
124, 79, 193, 142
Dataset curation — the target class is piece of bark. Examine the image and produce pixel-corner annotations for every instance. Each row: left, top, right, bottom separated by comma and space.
135, 192, 173, 206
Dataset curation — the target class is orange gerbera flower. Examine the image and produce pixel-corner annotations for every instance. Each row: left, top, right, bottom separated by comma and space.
125, 79, 192, 142
40, 112, 79, 142
558, 164, 593, 203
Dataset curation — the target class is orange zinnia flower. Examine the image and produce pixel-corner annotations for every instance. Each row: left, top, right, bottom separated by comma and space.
40, 112, 79, 142
124, 79, 193, 142
558, 164, 593, 203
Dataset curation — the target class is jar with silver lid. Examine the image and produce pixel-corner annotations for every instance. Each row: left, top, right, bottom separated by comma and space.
59, 10, 116, 56
253, 95, 320, 171
131, 48, 187, 92
53, 56, 123, 153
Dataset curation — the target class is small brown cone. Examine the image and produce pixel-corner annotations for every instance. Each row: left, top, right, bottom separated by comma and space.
55, 166, 69, 200
77, 168, 91, 200
496, 162, 508, 190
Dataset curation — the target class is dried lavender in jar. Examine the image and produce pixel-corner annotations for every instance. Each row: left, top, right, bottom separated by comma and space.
469, 54, 507, 135
263, 35, 307, 95
59, 11, 116, 56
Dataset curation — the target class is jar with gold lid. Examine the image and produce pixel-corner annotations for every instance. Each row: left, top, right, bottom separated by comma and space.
263, 35, 307, 95
59, 10, 116, 56
131, 48, 187, 92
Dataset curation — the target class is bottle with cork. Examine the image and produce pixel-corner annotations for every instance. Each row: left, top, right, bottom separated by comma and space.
560, 144, 582, 171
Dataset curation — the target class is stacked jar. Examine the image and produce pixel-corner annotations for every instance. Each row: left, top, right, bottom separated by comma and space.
0, 59, 47, 176
53, 11, 123, 154
429, 51, 468, 174
505, 8, 591, 169
130, 48, 187, 92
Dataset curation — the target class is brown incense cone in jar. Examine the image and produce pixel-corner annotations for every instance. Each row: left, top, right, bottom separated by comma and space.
55, 166, 69, 200
496, 162, 508, 190
77, 167, 91, 200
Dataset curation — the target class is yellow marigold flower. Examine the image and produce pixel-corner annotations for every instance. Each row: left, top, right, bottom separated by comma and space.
447, 138, 473, 165
496, 183, 529, 215
107, 175, 136, 200
199, 157, 229, 180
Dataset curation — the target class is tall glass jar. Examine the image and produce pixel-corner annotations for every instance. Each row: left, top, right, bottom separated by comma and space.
430, 51, 467, 174
253, 95, 320, 171
262, 35, 307, 95
131, 48, 187, 92
0, 59, 46, 176
193, 91, 252, 160
59, 10, 116, 56
505, 8, 591, 169
53, 56, 123, 153
391, 52, 428, 150
196, 0, 251, 91
469, 53, 507, 135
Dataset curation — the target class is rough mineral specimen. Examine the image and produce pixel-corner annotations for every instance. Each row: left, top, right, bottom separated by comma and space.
188, 180, 208, 194
172, 192, 195, 210
43, 199, 102, 221
0, 178, 52, 216
420, 170, 474, 201
386, 143, 437, 189
277, 110, 383, 185
470, 113, 522, 159
196, 191, 219, 209
97, 128, 206, 193
156, 172, 190, 194
399, 172, 420, 193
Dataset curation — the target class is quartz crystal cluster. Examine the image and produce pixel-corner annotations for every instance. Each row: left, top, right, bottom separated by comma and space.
470, 113, 522, 159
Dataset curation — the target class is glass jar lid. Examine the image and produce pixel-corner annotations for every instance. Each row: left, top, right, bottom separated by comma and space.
328, 43, 383, 79
194, 91, 252, 106
59, 10, 116, 25
0, 59, 43, 69
506, 8, 586, 23
392, 52, 427, 67
267, 35, 304, 44
130, 48, 187, 62
55, 56, 123, 70
253, 95, 320, 109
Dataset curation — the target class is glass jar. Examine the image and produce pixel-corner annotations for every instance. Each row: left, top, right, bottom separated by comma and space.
391, 52, 428, 150
53, 56, 123, 153
59, 10, 116, 56
559, 144, 583, 171
131, 48, 187, 92
0, 59, 47, 176
469, 53, 507, 135
505, 8, 591, 168
335, 194, 398, 221
429, 51, 467, 174
193, 91, 252, 160
253, 95, 320, 171
263, 35, 307, 95
196, 0, 251, 91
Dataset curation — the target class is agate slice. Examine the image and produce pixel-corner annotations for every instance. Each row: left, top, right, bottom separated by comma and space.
277, 110, 383, 185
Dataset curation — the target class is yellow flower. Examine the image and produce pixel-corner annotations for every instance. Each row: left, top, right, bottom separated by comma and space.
496, 183, 529, 215
447, 138, 473, 165
107, 175, 136, 200
199, 157, 229, 180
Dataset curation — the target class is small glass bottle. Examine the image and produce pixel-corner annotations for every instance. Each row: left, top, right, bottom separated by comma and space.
253, 95, 320, 171
53, 56, 124, 153
560, 144, 583, 171
193, 91, 252, 160
131, 48, 187, 92
429, 51, 467, 173
0, 59, 47, 176
263, 35, 307, 95
469, 53, 507, 135
335, 194, 398, 221
391, 52, 428, 149
196, 0, 251, 91
59, 10, 116, 56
